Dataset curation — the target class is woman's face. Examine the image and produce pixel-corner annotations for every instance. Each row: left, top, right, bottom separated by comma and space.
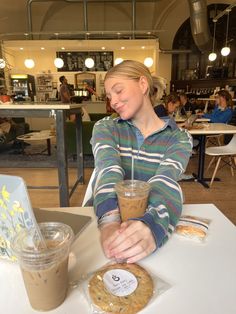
218, 96, 227, 108
167, 101, 179, 114
105, 76, 148, 120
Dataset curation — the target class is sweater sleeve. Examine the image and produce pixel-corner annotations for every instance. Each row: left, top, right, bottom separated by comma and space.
90, 118, 124, 218
132, 128, 193, 248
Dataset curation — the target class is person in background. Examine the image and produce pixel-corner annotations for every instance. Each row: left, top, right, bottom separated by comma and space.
179, 92, 195, 116
198, 89, 233, 123
154, 93, 180, 118
59, 76, 71, 103
89, 60, 192, 263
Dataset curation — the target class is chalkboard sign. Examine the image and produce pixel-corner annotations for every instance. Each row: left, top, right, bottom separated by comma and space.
57, 51, 113, 72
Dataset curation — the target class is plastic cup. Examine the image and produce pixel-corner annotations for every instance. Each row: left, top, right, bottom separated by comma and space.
11, 222, 74, 311
115, 180, 150, 221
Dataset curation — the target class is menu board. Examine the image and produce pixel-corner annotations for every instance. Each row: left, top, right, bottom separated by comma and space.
57, 51, 113, 72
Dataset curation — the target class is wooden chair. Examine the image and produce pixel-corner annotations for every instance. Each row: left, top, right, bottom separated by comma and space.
205, 134, 236, 187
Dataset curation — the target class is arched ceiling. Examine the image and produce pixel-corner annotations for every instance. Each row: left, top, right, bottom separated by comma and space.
0, 0, 234, 48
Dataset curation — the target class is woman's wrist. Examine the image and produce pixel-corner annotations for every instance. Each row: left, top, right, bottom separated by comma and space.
98, 209, 121, 229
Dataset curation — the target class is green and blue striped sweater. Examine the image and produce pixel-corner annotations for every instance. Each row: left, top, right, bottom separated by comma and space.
90, 116, 193, 248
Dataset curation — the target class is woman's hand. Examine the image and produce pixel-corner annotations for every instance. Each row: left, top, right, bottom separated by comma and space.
100, 222, 121, 259
105, 220, 157, 263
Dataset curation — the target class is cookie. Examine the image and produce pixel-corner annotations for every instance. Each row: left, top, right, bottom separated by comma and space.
88, 263, 154, 314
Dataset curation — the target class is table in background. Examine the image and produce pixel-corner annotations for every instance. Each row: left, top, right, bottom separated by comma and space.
175, 117, 210, 123
0, 103, 84, 206
188, 123, 236, 187
0, 204, 235, 314
17, 130, 54, 155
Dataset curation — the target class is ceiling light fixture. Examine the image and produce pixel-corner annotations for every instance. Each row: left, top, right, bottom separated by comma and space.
221, 9, 231, 57
54, 57, 64, 68
208, 19, 217, 62
114, 58, 123, 65
85, 57, 94, 69
24, 33, 35, 69
0, 59, 6, 69
54, 33, 64, 68
24, 59, 35, 69
144, 57, 153, 68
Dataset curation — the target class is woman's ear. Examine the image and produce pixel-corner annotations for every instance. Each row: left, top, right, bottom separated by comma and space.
139, 76, 149, 95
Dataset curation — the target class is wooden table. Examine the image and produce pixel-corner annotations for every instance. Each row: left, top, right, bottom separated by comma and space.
0, 103, 84, 206
188, 123, 236, 187
0, 204, 235, 314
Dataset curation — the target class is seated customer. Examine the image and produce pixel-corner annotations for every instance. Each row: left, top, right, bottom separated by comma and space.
198, 90, 233, 123
0, 118, 11, 144
154, 93, 180, 118
179, 92, 195, 116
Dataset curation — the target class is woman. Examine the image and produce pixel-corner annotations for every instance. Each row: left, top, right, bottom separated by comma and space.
90, 60, 192, 263
199, 89, 233, 123
154, 93, 180, 118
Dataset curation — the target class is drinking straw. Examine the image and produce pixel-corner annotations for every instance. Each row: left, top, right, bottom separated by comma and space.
131, 154, 134, 182
32, 221, 47, 250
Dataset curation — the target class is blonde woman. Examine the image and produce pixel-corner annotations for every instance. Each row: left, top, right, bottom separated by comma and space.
90, 60, 192, 263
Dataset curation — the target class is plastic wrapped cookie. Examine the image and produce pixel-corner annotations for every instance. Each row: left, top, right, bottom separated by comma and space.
88, 263, 154, 314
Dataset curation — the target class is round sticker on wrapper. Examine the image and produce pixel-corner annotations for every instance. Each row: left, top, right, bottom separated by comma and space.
103, 269, 138, 297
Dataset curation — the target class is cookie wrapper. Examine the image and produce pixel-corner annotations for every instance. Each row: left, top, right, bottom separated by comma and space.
80, 261, 171, 314
175, 215, 211, 242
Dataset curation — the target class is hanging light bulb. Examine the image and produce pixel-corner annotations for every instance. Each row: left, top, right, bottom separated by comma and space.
54, 57, 64, 68
144, 57, 153, 68
221, 9, 231, 57
24, 58, 35, 69
85, 57, 94, 69
208, 52, 217, 62
114, 58, 123, 65
53, 33, 64, 68
208, 20, 217, 62
0, 58, 6, 69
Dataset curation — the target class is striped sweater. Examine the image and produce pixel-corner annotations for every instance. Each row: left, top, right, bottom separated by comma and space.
90, 116, 193, 248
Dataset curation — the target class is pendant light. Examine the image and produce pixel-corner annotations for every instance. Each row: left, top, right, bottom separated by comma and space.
114, 58, 123, 65
85, 57, 94, 69
144, 57, 153, 68
24, 33, 35, 69
221, 9, 231, 57
24, 58, 35, 69
54, 33, 64, 68
54, 56, 64, 69
208, 20, 217, 62
0, 58, 6, 69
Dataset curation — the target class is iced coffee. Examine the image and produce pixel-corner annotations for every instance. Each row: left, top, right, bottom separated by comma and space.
115, 180, 150, 221
11, 222, 74, 311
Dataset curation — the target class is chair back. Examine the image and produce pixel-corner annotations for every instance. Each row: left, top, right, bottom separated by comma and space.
227, 133, 236, 150
82, 169, 96, 206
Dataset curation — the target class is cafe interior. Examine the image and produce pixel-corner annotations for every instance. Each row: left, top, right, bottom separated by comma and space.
0, 1, 236, 313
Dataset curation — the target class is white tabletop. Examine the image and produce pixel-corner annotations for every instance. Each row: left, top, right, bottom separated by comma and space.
0, 204, 235, 314
17, 130, 55, 141
175, 117, 210, 123
0, 103, 82, 110
188, 123, 236, 135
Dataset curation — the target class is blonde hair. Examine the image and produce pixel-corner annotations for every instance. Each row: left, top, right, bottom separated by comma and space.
104, 60, 166, 106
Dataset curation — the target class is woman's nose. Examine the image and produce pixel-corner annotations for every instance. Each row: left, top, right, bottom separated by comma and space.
110, 95, 118, 107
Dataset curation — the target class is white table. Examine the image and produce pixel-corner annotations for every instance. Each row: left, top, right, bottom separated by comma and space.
175, 117, 210, 123
0, 204, 235, 314
0, 103, 83, 206
188, 123, 236, 188
17, 130, 55, 155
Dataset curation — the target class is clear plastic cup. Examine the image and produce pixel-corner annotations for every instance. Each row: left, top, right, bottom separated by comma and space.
11, 222, 74, 311
115, 180, 150, 221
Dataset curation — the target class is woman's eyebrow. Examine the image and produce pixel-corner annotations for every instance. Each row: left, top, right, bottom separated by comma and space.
111, 82, 122, 90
